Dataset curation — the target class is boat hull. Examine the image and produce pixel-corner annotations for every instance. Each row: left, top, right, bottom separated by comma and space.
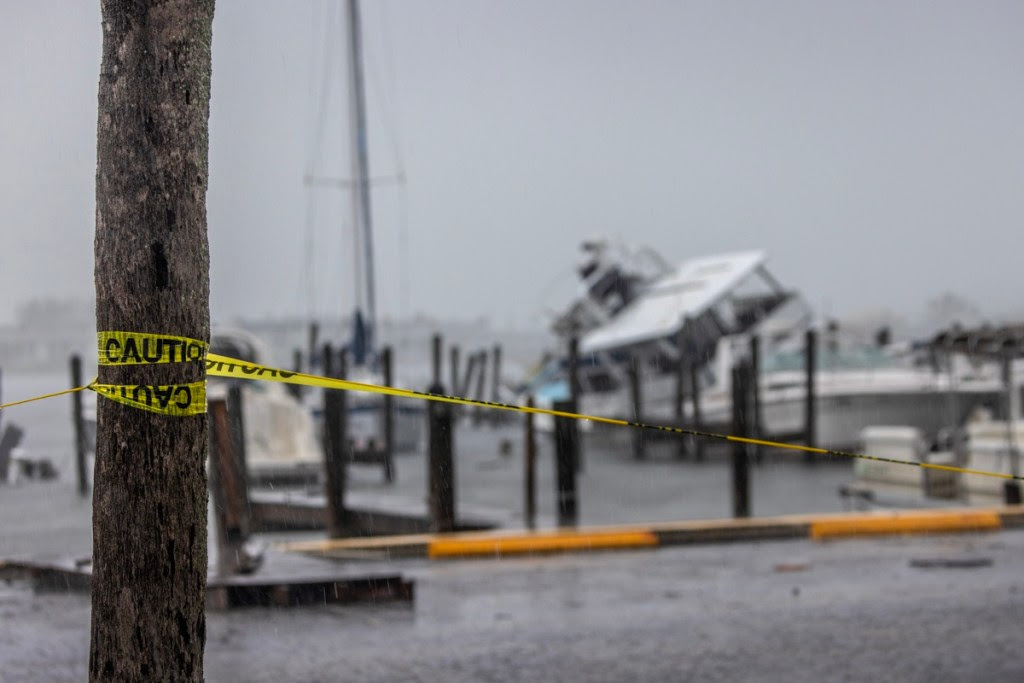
580, 371, 1000, 452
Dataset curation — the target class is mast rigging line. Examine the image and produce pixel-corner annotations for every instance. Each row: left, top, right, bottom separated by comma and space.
346, 0, 376, 348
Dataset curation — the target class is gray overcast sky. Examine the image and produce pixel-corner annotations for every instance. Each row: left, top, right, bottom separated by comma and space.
2, 1, 1023, 332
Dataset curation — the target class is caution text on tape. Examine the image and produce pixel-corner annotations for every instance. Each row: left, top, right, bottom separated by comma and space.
92, 381, 207, 417
98, 331, 207, 366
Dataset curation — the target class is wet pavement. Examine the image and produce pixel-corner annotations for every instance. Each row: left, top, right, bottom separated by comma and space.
4, 531, 1024, 681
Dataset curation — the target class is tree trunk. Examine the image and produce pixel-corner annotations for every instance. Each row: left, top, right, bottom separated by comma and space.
90, 2, 214, 680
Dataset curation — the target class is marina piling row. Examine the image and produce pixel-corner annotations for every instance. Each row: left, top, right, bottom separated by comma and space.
46, 313, 1024, 556
53, 316, 954, 558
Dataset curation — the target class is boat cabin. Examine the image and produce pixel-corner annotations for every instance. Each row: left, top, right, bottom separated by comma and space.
575, 251, 809, 394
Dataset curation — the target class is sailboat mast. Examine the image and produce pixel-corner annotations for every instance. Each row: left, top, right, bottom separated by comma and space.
345, 0, 376, 351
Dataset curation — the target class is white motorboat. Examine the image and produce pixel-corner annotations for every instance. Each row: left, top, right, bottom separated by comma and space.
208, 329, 323, 485
844, 419, 1024, 508
843, 324, 1024, 506
582, 336, 1000, 451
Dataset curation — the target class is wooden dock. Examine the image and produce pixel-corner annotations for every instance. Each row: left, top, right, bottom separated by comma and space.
0, 551, 414, 610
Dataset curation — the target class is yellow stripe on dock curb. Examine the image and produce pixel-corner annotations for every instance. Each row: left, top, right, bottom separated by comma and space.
275, 507, 1023, 561
427, 529, 659, 558
809, 510, 1002, 540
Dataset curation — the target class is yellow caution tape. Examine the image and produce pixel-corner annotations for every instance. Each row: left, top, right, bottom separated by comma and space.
0, 384, 93, 410
86, 331, 208, 416
205, 352, 1024, 483
91, 381, 206, 417
3, 339, 1024, 484
98, 331, 207, 366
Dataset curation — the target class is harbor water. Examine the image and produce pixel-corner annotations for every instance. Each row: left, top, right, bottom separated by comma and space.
1, 369, 856, 561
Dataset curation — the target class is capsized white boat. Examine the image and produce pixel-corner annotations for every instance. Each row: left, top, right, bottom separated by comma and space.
525, 247, 803, 430
534, 247, 1000, 451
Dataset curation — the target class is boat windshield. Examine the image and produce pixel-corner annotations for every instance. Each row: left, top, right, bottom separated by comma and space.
762, 345, 906, 373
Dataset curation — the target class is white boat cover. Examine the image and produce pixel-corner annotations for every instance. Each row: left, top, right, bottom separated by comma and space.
580, 251, 766, 353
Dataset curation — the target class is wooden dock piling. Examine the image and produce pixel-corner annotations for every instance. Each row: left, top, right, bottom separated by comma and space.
750, 335, 763, 463
70, 354, 89, 496
0, 367, 11, 483
428, 339, 455, 533
226, 385, 250, 508
804, 329, 817, 460
287, 349, 303, 399
674, 328, 687, 459
568, 336, 583, 472
1001, 356, 1022, 504
524, 395, 537, 530
460, 351, 477, 399
490, 344, 502, 425
428, 394, 456, 533
449, 344, 460, 417
629, 357, 645, 461
381, 346, 395, 483
209, 393, 256, 576
307, 321, 320, 372
553, 399, 579, 527
685, 319, 706, 461
322, 344, 348, 538
431, 333, 443, 387
474, 349, 488, 425
731, 361, 752, 518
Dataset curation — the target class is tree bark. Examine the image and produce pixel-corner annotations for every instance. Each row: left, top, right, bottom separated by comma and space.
90, 2, 214, 680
